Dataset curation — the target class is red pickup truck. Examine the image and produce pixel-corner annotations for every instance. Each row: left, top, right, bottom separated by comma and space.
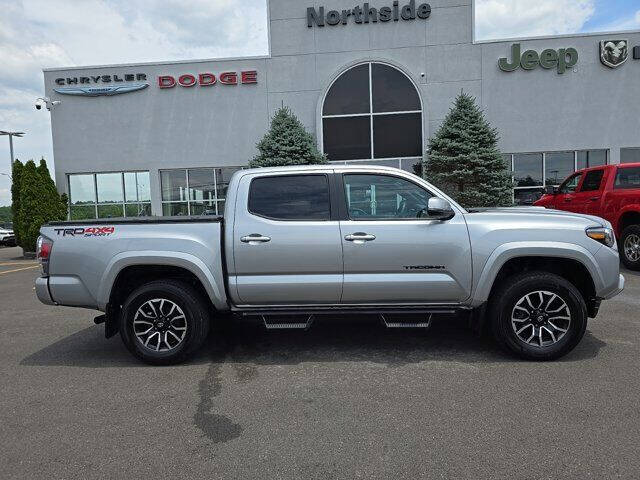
534, 162, 640, 270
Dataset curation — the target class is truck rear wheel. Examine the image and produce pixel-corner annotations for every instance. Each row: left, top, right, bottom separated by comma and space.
620, 225, 640, 271
489, 272, 587, 361
119, 280, 210, 365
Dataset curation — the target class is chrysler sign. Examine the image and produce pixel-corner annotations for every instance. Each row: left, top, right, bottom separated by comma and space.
53, 71, 258, 96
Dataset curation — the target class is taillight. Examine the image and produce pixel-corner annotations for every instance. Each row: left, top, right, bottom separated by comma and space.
36, 236, 53, 275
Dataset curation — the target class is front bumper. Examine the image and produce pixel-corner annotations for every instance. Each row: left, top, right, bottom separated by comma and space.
35, 276, 55, 305
602, 274, 625, 300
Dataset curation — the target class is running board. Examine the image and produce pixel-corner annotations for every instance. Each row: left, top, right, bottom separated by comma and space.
380, 313, 433, 329
261, 315, 315, 330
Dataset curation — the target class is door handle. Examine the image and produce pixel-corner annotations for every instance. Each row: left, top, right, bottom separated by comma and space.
590, 196, 600, 201
345, 232, 376, 243
564, 198, 572, 203
240, 234, 271, 244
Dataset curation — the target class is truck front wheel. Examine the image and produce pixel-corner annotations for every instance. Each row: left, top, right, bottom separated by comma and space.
119, 280, 210, 365
489, 272, 587, 361
620, 225, 640, 271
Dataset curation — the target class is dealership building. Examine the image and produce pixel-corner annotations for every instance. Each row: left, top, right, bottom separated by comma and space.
42, 0, 640, 217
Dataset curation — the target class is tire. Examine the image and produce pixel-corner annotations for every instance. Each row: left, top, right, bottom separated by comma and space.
119, 280, 211, 365
489, 271, 587, 361
619, 225, 640, 271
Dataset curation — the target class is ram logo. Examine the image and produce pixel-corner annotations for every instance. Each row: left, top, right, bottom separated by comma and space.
600, 40, 628, 69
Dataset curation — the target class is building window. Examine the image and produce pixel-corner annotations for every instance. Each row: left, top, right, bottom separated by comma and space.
68, 171, 150, 220
545, 152, 574, 186
160, 167, 241, 216
621, 148, 640, 164
322, 62, 423, 170
577, 149, 607, 169
507, 149, 609, 205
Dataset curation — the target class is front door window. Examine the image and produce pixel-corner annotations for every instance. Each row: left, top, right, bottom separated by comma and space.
343, 174, 432, 220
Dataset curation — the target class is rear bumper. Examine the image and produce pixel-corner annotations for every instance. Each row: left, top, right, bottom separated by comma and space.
35, 277, 55, 305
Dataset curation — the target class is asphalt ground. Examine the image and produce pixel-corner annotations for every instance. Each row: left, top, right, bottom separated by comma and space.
0, 244, 639, 479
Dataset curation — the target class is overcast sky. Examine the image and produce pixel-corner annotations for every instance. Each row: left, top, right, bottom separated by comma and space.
0, 0, 639, 206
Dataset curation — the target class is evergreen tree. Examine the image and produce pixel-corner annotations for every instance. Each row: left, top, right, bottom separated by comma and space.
250, 107, 326, 167
16, 159, 67, 252
11, 159, 24, 245
16, 160, 42, 251
425, 93, 512, 208
37, 158, 68, 220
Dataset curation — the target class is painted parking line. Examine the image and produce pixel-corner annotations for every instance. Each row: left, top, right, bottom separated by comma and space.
0, 265, 39, 275
0, 262, 38, 266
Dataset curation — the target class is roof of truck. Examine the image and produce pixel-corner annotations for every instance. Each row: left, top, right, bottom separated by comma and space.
241, 164, 412, 174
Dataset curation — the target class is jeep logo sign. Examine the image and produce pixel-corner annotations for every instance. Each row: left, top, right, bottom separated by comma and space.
307, 0, 431, 27
499, 43, 578, 74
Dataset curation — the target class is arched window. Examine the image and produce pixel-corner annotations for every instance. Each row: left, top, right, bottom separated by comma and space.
322, 62, 422, 169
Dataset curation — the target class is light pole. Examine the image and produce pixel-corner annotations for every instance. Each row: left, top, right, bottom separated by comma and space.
0, 130, 25, 176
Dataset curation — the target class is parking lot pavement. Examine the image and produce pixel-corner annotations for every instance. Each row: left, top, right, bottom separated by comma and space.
1, 244, 639, 479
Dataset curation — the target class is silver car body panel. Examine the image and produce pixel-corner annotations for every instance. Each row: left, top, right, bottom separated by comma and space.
39, 221, 227, 311
227, 168, 343, 305
38, 165, 623, 314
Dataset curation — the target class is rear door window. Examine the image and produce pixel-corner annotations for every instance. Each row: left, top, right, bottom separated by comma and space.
614, 167, 640, 190
580, 169, 605, 192
248, 174, 330, 220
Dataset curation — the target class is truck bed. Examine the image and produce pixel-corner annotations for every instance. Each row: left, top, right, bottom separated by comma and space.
38, 216, 227, 311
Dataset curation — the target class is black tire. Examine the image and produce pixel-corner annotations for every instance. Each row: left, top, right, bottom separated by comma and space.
489, 271, 587, 361
619, 225, 640, 271
119, 280, 211, 365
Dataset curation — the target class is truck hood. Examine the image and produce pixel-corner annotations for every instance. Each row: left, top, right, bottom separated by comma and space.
465, 206, 607, 227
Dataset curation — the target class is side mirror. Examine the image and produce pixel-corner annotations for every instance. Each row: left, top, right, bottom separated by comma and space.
544, 185, 558, 195
425, 197, 455, 221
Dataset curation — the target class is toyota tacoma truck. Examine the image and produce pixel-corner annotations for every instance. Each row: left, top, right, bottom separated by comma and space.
35, 165, 624, 364
534, 162, 640, 270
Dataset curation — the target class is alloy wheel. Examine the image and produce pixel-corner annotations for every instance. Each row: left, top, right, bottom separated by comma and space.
133, 298, 187, 352
624, 234, 640, 262
511, 290, 571, 347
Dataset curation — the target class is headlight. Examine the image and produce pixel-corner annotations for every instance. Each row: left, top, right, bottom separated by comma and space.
586, 227, 615, 248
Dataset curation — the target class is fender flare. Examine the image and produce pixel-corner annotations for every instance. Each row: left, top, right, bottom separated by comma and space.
614, 206, 640, 236
96, 250, 227, 310
471, 241, 604, 306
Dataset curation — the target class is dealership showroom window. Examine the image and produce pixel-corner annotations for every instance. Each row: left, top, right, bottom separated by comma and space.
68, 171, 151, 220
506, 149, 608, 205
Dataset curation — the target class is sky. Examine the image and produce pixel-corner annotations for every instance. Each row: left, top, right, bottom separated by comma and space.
1, 0, 639, 206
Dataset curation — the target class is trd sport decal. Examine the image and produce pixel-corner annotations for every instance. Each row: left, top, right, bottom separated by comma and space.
54, 227, 115, 237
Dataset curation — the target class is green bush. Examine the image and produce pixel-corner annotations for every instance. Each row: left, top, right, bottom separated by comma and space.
425, 93, 513, 208
249, 107, 326, 167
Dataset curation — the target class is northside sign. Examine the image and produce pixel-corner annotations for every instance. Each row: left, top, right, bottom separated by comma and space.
307, 0, 431, 27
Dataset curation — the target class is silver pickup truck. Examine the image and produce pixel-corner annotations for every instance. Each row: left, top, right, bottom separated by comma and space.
35, 165, 624, 364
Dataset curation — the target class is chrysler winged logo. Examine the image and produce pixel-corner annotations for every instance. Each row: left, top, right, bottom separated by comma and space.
600, 40, 628, 68
53, 83, 149, 96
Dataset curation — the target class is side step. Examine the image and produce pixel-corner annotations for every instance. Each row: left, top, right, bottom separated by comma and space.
261, 315, 315, 330
380, 313, 433, 329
